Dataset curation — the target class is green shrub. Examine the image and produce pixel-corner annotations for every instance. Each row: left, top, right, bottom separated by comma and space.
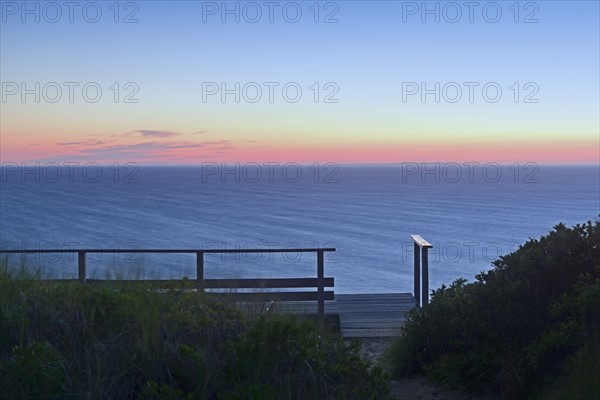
0, 340, 66, 399
532, 276, 600, 399
386, 220, 600, 399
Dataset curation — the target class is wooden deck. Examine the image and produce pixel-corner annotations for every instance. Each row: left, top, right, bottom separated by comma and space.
336, 293, 416, 338
272, 292, 417, 339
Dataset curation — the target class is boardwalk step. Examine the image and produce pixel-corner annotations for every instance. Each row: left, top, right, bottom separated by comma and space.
335, 293, 415, 339
342, 328, 403, 338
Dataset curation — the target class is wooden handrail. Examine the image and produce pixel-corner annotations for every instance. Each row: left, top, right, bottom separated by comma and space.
1, 247, 336, 323
0, 248, 336, 254
411, 235, 432, 307
410, 235, 432, 249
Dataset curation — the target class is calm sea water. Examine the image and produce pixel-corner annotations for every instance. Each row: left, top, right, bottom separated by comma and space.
1, 164, 598, 294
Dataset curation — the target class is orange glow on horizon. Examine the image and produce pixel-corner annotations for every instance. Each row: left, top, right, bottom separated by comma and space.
1, 136, 597, 165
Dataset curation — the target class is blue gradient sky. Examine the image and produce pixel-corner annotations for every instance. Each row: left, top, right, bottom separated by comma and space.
1, 1, 599, 163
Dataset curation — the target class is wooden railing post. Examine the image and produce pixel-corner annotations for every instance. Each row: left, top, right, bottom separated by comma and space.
78, 251, 86, 284
317, 250, 325, 325
410, 235, 433, 307
196, 251, 204, 289
421, 247, 429, 306
413, 242, 421, 307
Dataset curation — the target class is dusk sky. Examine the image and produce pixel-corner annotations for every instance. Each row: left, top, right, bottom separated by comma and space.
1, 0, 599, 164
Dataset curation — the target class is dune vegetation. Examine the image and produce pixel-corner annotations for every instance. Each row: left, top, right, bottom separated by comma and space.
385, 220, 600, 399
0, 271, 390, 399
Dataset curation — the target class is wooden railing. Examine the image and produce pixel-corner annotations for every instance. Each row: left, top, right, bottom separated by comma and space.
411, 235, 432, 307
0, 247, 336, 320
3, 236, 433, 313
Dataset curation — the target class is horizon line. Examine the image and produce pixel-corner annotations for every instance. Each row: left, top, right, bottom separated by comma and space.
1, 161, 598, 168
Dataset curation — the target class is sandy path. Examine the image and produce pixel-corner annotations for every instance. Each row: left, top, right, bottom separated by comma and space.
353, 338, 483, 400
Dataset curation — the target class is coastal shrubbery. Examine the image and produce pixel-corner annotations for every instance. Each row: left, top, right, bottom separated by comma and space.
0, 273, 389, 399
386, 220, 600, 399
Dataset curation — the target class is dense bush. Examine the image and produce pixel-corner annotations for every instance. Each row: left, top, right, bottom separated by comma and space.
220, 315, 389, 399
386, 220, 600, 399
0, 275, 390, 399
527, 274, 600, 400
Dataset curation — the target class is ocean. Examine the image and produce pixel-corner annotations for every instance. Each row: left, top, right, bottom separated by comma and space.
1, 163, 598, 294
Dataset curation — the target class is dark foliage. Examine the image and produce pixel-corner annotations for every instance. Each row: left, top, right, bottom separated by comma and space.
386, 220, 600, 399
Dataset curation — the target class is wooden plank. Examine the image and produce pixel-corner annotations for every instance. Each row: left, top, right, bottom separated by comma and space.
340, 318, 404, 324
341, 316, 406, 322
338, 305, 414, 314
336, 302, 415, 307
339, 310, 413, 314
341, 318, 406, 323
338, 307, 412, 311
335, 298, 415, 302
336, 300, 414, 304
335, 293, 416, 299
273, 300, 337, 307
341, 313, 408, 318
337, 306, 413, 310
205, 277, 334, 289
337, 306, 413, 311
342, 328, 403, 338
339, 308, 408, 312
341, 320, 407, 325
336, 307, 414, 311
239, 300, 338, 313
339, 309, 410, 314
341, 321, 405, 326
46, 278, 335, 289
208, 290, 335, 302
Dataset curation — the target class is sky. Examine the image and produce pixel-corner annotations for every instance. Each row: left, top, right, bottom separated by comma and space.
1, 0, 599, 164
